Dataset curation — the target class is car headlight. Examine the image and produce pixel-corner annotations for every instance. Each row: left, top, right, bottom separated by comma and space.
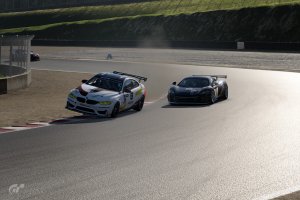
98, 101, 112, 105
169, 90, 175, 95
68, 93, 77, 99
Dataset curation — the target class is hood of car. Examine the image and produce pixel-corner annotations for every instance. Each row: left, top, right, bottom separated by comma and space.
78, 84, 119, 98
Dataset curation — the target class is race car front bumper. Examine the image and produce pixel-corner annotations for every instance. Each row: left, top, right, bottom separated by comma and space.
66, 97, 113, 117
168, 93, 211, 105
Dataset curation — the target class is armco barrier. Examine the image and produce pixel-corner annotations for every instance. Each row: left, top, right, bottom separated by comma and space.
244, 42, 300, 51
32, 40, 300, 51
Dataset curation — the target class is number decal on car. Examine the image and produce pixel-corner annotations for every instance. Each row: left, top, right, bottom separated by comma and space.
130, 93, 133, 100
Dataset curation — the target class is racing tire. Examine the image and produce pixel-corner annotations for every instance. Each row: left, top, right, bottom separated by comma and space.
222, 87, 229, 100
209, 91, 217, 104
134, 96, 145, 111
110, 102, 120, 118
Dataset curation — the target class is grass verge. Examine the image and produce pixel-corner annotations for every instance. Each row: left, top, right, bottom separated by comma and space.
1, 4, 300, 42
0, 0, 300, 30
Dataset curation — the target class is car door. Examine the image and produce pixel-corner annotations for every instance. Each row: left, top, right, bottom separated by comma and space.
131, 79, 142, 103
212, 79, 219, 97
123, 79, 142, 109
123, 79, 135, 109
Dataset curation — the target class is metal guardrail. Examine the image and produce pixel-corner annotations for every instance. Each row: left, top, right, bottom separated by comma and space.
32, 39, 300, 52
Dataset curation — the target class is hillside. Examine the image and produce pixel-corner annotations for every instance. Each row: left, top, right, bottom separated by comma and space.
1, 0, 300, 42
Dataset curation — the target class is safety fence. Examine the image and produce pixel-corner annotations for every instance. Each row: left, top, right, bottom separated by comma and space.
0, 35, 33, 77
0, 35, 34, 94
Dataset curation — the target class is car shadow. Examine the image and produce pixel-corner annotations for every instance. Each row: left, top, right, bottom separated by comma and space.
162, 99, 228, 108
162, 104, 210, 108
50, 110, 137, 125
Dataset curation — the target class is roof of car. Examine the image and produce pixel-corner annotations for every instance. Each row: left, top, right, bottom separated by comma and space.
96, 72, 135, 81
184, 76, 213, 80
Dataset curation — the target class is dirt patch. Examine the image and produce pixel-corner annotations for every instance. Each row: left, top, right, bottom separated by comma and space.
0, 69, 94, 127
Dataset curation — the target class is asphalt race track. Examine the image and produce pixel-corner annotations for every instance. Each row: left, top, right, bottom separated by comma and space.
1, 50, 300, 200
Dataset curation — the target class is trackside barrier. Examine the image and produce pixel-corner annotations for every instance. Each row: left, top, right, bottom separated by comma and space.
32, 40, 300, 52
0, 35, 34, 94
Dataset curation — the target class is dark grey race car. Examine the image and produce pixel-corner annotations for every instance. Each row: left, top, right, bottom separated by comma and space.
168, 75, 228, 105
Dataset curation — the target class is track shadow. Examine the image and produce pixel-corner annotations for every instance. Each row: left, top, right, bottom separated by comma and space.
50, 110, 138, 125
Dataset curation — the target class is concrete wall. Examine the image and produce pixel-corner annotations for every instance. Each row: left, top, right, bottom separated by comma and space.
0, 78, 7, 95
0, 68, 31, 94
7, 71, 31, 91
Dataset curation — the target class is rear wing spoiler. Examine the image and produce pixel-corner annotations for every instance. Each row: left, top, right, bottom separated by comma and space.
193, 75, 227, 79
113, 71, 148, 82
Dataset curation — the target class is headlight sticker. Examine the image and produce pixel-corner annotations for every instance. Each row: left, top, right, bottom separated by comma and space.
68, 93, 76, 99
98, 101, 112, 105
135, 88, 143, 96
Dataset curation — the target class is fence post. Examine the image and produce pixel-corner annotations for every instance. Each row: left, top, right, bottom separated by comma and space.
27, 39, 30, 72
0, 39, 2, 65
9, 45, 13, 76
237, 41, 245, 50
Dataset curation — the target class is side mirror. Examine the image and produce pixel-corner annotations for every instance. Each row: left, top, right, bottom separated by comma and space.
172, 82, 177, 85
82, 79, 87, 83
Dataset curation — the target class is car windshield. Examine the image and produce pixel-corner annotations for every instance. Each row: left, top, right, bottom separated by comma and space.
86, 75, 123, 92
178, 78, 209, 88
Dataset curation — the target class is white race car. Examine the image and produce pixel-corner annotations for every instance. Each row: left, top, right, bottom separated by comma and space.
66, 71, 147, 118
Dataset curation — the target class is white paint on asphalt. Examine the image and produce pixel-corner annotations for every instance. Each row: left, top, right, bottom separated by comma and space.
32, 68, 95, 74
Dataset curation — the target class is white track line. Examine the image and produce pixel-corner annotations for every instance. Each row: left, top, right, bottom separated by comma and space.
32, 68, 94, 74
44, 57, 167, 66
1, 127, 32, 131
28, 122, 50, 126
